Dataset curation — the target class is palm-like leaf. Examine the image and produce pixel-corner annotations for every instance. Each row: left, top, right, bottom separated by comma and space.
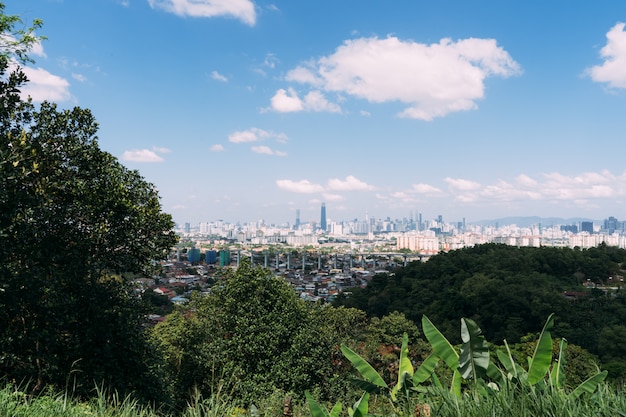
549, 338, 567, 389
497, 340, 525, 381
571, 370, 608, 398
349, 393, 369, 417
527, 313, 554, 385
459, 318, 490, 381
391, 332, 414, 400
341, 345, 387, 388
306, 391, 330, 417
422, 315, 459, 371
413, 353, 440, 385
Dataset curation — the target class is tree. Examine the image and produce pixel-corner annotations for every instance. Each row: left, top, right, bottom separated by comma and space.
0, 6, 177, 401
151, 262, 374, 407
0, 2, 44, 64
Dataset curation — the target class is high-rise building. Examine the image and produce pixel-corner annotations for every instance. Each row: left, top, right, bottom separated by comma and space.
320, 203, 327, 231
581, 221, 594, 234
294, 209, 301, 230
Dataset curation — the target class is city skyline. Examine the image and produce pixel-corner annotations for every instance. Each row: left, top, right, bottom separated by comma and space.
7, 1, 626, 225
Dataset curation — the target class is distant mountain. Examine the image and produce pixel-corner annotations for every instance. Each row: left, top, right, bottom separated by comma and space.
470, 216, 596, 228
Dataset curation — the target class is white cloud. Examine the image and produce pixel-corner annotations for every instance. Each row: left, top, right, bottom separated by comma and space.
285, 65, 323, 86
277, 175, 375, 199
72, 73, 86, 82
327, 175, 374, 191
152, 146, 172, 154
277, 35, 520, 119
19, 66, 72, 102
251, 145, 286, 156
29, 38, 46, 58
270, 88, 304, 112
515, 174, 538, 187
228, 127, 288, 143
269, 88, 341, 113
122, 149, 165, 163
303, 90, 341, 113
211, 70, 228, 82
210, 144, 225, 152
147, 0, 256, 25
276, 179, 325, 194
433, 170, 626, 206
264, 53, 279, 69
412, 183, 444, 194
229, 130, 259, 143
445, 177, 482, 191
587, 23, 626, 89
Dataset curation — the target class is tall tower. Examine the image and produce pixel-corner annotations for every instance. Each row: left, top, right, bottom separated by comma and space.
320, 202, 327, 232
294, 209, 301, 230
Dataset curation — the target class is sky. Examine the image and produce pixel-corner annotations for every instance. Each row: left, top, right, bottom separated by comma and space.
5, 0, 626, 227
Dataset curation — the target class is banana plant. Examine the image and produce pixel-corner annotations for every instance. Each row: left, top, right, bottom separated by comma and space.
340, 332, 415, 402
304, 391, 370, 417
337, 331, 445, 416
496, 313, 608, 397
306, 391, 370, 417
305, 392, 340, 417
421, 315, 493, 396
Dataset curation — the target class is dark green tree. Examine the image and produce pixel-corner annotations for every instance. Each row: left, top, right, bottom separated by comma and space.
151, 262, 373, 407
0, 5, 177, 401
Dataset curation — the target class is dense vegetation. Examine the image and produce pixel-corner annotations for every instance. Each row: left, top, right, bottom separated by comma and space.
0, 4, 177, 403
335, 243, 626, 381
2, 4, 626, 416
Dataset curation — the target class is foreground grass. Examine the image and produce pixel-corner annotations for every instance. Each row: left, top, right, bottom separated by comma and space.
426, 384, 626, 417
2, 382, 626, 417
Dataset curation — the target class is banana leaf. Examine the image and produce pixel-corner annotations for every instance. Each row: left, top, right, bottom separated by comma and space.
341, 344, 387, 389
306, 391, 331, 417
422, 315, 459, 371
497, 340, 525, 381
391, 332, 414, 400
570, 370, 608, 399
527, 313, 554, 385
450, 369, 462, 397
349, 392, 369, 417
413, 353, 440, 385
549, 338, 567, 389
459, 318, 490, 381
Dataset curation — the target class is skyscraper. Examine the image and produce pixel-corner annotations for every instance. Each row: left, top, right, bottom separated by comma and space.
294, 209, 301, 230
320, 202, 327, 232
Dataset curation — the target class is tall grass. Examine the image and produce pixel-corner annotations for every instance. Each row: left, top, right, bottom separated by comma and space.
422, 383, 626, 417
1, 381, 625, 417
0, 383, 159, 417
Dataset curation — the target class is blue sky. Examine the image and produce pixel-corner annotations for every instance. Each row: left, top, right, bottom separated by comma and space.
6, 0, 626, 226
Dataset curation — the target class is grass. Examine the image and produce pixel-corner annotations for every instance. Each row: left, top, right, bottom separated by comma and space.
1, 381, 625, 417
422, 383, 626, 417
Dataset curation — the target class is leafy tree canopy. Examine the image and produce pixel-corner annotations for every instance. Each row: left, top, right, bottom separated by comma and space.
0, 5, 177, 401
334, 243, 626, 363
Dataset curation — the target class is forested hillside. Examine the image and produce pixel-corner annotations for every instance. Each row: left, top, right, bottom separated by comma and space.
335, 243, 626, 379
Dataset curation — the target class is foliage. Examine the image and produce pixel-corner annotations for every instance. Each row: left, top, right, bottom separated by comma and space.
334, 243, 626, 375
310, 314, 610, 417
0, 7, 177, 402
0, 2, 45, 64
150, 261, 368, 407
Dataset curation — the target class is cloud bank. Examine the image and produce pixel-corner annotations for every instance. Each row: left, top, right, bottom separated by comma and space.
147, 0, 256, 26
122, 147, 171, 162
271, 35, 520, 120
